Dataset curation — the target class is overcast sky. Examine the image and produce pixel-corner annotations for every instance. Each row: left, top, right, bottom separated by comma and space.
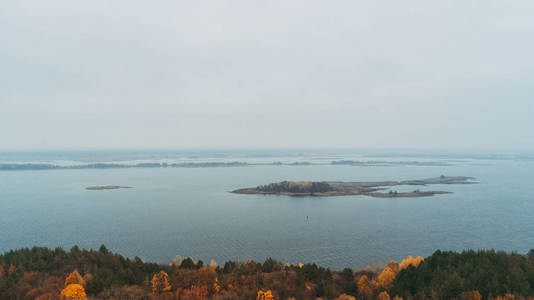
1, 1, 533, 150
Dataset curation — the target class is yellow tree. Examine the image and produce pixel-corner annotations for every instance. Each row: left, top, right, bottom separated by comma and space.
377, 267, 396, 290
336, 294, 357, 300
65, 270, 85, 286
257, 290, 275, 300
60, 283, 87, 300
378, 291, 391, 300
387, 261, 400, 274
399, 256, 424, 270
209, 259, 218, 268
151, 270, 172, 295
357, 275, 374, 300
61, 270, 87, 300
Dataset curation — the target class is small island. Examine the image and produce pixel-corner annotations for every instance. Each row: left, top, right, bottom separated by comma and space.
86, 185, 132, 190
231, 176, 476, 198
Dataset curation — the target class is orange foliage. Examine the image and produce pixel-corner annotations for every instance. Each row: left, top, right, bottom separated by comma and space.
357, 275, 374, 300
209, 259, 217, 268
60, 283, 87, 300
171, 267, 219, 297
17, 274, 64, 300
257, 290, 275, 300
197, 268, 217, 286
392, 296, 403, 300
152, 270, 172, 295
65, 270, 85, 286
399, 256, 424, 270
337, 294, 357, 300
377, 267, 396, 289
459, 291, 482, 300
357, 275, 371, 290
494, 295, 516, 300
378, 291, 391, 300
213, 278, 221, 293
387, 260, 400, 274
179, 285, 210, 300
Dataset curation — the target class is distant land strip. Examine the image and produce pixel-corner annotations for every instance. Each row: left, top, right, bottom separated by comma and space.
0, 160, 453, 171
86, 186, 132, 190
232, 176, 477, 198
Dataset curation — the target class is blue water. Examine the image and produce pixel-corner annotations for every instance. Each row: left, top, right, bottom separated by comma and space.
1, 150, 533, 269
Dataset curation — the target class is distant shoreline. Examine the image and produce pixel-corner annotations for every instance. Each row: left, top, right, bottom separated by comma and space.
0, 160, 454, 171
86, 186, 132, 190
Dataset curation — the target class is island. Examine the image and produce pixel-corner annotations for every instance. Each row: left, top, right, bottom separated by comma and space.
231, 176, 476, 198
85, 185, 132, 190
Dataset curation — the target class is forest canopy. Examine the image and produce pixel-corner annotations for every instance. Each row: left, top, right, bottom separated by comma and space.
1, 246, 534, 299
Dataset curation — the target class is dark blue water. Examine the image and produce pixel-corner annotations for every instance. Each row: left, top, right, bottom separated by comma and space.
1, 150, 533, 269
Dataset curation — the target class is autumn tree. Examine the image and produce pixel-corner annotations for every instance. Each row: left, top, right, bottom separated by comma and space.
65, 270, 85, 286
60, 284, 87, 300
386, 261, 400, 274
377, 267, 396, 290
60, 270, 88, 300
378, 291, 391, 300
357, 275, 374, 300
459, 291, 482, 300
151, 270, 172, 295
336, 294, 357, 300
209, 259, 217, 268
494, 294, 516, 300
179, 285, 210, 299
399, 256, 423, 270
257, 290, 275, 300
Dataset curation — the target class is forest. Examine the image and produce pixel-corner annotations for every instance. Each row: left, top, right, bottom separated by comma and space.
1, 246, 534, 300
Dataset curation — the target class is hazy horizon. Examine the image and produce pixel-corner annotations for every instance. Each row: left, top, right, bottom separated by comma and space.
2, 146, 534, 154
2, 1, 534, 150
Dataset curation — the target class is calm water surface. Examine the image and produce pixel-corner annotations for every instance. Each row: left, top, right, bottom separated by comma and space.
1, 151, 533, 269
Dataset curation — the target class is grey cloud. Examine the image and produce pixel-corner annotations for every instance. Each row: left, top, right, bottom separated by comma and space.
1, 0, 533, 150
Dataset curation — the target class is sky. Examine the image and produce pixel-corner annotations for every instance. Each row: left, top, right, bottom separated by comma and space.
1, 1, 533, 150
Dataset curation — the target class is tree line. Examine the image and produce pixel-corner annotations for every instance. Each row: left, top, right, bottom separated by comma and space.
1, 246, 534, 299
